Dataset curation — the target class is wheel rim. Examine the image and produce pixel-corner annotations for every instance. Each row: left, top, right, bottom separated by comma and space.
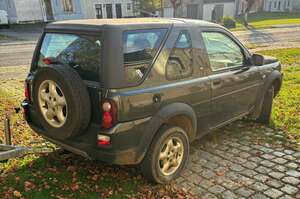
158, 136, 184, 176
38, 80, 67, 128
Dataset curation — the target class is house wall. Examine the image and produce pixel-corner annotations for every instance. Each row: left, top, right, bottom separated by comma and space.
264, 0, 293, 12
163, 0, 236, 21
163, 7, 174, 17
292, 0, 300, 11
236, 0, 264, 15
91, 0, 135, 18
203, 2, 235, 21
13, 0, 43, 23
51, 0, 84, 20
0, 0, 17, 23
80, 0, 95, 18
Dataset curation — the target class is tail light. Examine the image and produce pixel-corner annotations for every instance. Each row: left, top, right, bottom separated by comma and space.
24, 82, 31, 101
101, 100, 117, 129
43, 58, 53, 65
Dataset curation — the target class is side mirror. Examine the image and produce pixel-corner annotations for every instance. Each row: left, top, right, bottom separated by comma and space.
252, 54, 264, 66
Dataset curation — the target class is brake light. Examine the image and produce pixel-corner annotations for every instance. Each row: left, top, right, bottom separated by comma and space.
43, 58, 53, 65
101, 100, 117, 129
24, 82, 31, 101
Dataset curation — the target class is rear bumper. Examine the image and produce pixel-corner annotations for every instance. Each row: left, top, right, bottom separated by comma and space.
22, 101, 151, 165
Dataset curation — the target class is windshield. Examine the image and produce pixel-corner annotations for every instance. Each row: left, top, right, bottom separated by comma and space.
38, 33, 102, 82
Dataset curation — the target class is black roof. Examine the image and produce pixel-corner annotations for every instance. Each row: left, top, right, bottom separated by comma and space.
45, 18, 220, 32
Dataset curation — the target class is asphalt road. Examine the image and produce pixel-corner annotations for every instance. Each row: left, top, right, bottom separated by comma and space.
0, 26, 300, 68
0, 42, 36, 67
234, 26, 300, 45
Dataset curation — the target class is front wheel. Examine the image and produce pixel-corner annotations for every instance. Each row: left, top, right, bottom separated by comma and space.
256, 85, 275, 124
140, 125, 189, 184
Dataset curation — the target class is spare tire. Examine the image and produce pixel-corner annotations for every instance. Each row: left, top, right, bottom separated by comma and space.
32, 65, 91, 140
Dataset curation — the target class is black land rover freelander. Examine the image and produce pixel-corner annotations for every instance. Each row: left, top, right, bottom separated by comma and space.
22, 18, 282, 184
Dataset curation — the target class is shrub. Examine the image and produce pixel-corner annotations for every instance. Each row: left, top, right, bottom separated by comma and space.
222, 17, 236, 29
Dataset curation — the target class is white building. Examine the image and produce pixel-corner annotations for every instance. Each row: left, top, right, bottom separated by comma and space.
163, 0, 236, 22
0, 0, 137, 24
0, 0, 44, 23
236, 0, 264, 15
0, 0, 92, 24
263, 0, 293, 12
88, 0, 136, 19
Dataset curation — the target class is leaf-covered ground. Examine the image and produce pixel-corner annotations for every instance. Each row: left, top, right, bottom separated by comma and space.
0, 81, 195, 198
0, 48, 299, 198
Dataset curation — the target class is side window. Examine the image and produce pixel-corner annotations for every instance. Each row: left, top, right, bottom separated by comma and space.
123, 29, 167, 84
202, 32, 244, 71
166, 31, 193, 81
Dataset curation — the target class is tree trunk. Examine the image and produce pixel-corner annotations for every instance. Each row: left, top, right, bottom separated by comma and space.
243, 12, 248, 27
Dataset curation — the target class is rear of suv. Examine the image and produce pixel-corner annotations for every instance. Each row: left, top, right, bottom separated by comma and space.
23, 18, 282, 184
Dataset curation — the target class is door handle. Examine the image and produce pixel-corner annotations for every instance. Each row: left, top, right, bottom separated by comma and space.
233, 66, 250, 74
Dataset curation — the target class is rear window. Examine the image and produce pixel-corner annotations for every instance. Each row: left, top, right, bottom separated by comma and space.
38, 33, 102, 82
123, 29, 167, 84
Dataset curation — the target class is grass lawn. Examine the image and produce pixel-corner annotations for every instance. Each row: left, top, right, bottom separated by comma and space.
232, 12, 300, 31
257, 48, 300, 143
0, 34, 16, 41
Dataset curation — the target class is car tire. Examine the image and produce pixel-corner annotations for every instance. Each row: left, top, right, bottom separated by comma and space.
256, 85, 275, 124
32, 65, 91, 140
140, 125, 189, 184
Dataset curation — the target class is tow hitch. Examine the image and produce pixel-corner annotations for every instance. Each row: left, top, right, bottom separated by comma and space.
0, 106, 53, 162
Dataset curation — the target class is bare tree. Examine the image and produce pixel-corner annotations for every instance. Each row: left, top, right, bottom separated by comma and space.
243, 0, 256, 27
170, 0, 182, 17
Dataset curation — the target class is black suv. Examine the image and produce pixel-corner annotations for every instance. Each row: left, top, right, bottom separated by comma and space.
22, 18, 282, 184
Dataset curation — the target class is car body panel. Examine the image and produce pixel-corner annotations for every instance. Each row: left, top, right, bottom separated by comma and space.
24, 18, 282, 165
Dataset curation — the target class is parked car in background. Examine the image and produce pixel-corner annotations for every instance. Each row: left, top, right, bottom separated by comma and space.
0, 10, 8, 28
22, 18, 282, 184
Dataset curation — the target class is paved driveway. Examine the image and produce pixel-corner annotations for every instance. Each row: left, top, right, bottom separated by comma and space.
177, 121, 300, 198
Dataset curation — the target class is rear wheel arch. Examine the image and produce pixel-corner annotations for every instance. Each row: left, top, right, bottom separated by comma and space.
137, 103, 197, 163
165, 114, 195, 142
155, 103, 197, 142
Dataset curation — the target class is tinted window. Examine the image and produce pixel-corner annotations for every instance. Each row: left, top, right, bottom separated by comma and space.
123, 29, 167, 84
38, 33, 102, 81
166, 31, 193, 80
202, 32, 244, 71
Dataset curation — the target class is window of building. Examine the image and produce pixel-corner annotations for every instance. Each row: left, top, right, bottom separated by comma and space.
202, 32, 244, 71
278, 1, 281, 10
95, 4, 103, 18
127, 3, 132, 11
123, 29, 167, 84
166, 31, 193, 80
274, 1, 277, 8
62, 0, 74, 13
